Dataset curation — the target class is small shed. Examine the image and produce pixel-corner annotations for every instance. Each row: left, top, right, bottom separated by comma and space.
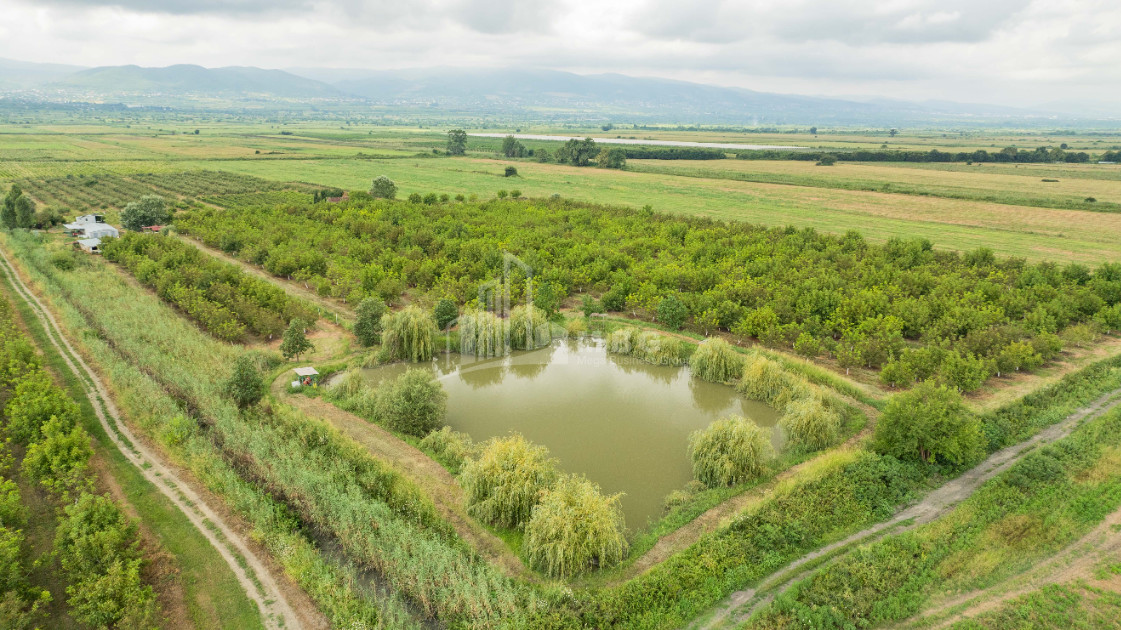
292, 367, 319, 388
76, 238, 102, 254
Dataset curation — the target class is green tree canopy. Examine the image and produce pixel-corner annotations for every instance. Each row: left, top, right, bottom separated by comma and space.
657, 294, 688, 330
370, 175, 397, 199
446, 129, 468, 155
688, 415, 773, 487
433, 298, 458, 330
501, 135, 526, 158
279, 318, 313, 361
523, 474, 628, 578
461, 434, 557, 529
223, 355, 264, 409
354, 297, 387, 346
374, 369, 447, 437
555, 137, 598, 166
120, 195, 170, 231
873, 381, 983, 467
598, 147, 627, 169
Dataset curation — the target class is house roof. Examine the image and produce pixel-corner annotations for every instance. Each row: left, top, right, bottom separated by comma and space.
77, 238, 101, 248
293, 367, 319, 377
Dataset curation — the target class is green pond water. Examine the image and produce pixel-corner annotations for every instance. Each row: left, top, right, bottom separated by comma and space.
348, 339, 780, 531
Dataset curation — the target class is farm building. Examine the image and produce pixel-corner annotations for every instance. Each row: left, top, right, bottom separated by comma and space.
64, 216, 119, 239
75, 238, 102, 253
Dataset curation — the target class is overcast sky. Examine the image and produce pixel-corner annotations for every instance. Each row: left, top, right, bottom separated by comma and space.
1, 0, 1118, 107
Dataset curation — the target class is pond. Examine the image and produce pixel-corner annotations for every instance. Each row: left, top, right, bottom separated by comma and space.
345, 339, 780, 531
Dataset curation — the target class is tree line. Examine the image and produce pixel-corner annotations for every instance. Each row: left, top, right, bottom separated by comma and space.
177, 195, 1121, 392
737, 146, 1095, 163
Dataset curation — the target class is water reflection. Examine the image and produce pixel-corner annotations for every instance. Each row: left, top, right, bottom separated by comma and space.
348, 339, 780, 530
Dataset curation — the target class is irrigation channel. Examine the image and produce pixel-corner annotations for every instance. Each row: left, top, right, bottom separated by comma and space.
469, 132, 806, 151
0, 246, 303, 630
338, 338, 781, 531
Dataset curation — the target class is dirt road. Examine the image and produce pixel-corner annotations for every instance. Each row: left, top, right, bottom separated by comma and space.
0, 246, 304, 630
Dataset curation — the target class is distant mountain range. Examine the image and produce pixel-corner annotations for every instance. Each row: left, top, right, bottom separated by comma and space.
0, 57, 1106, 125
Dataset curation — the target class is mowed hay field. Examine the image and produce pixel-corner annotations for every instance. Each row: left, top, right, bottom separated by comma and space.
4, 123, 1121, 263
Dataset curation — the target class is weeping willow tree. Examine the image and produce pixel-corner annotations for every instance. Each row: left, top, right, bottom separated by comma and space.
380, 305, 436, 362
689, 338, 744, 383
509, 304, 551, 351
635, 331, 688, 366
458, 309, 508, 357
737, 354, 811, 410
780, 396, 842, 452
523, 474, 628, 579
606, 327, 639, 355
461, 434, 558, 528
688, 415, 773, 487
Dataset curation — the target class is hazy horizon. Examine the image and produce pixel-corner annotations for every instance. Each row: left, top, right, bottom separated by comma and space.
0, 0, 1118, 111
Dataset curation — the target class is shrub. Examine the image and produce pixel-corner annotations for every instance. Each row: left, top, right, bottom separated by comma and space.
873, 380, 983, 467
50, 250, 76, 271
373, 369, 447, 437
581, 295, 603, 317
690, 338, 745, 383
433, 298, 459, 331
737, 354, 811, 410
780, 397, 842, 452
407, 192, 422, 203
458, 309, 507, 357
461, 434, 557, 528
380, 306, 436, 362
353, 297, 387, 347
419, 426, 475, 472
816, 155, 837, 166
505, 166, 518, 177
564, 317, 588, 338
370, 175, 397, 199
606, 327, 639, 355
509, 304, 551, 351
689, 415, 773, 487
223, 354, 264, 409
496, 190, 508, 199
657, 295, 688, 330
510, 189, 522, 199
524, 475, 627, 578
22, 416, 93, 499
4, 371, 81, 444
635, 331, 687, 366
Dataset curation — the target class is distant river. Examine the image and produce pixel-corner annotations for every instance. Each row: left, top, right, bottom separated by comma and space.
470, 133, 805, 151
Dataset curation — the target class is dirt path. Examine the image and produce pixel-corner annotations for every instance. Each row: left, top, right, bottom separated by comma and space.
910, 501, 1121, 628
272, 372, 531, 580
0, 246, 305, 630
696, 387, 1121, 630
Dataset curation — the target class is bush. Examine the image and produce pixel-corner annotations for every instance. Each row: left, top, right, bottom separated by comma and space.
564, 317, 588, 338
373, 369, 447, 437
380, 306, 436, 362
505, 166, 518, 177
873, 381, 983, 467
689, 415, 773, 487
657, 295, 688, 330
419, 426, 475, 472
370, 175, 397, 199
780, 397, 841, 452
4, 370, 81, 444
737, 354, 811, 410
523, 475, 628, 578
461, 434, 557, 528
635, 331, 688, 366
50, 250, 76, 271
353, 297, 387, 347
22, 416, 93, 499
223, 354, 264, 409
690, 338, 744, 383
433, 298, 459, 331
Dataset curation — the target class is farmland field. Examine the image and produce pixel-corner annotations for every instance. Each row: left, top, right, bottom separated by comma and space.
2, 116, 1121, 629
